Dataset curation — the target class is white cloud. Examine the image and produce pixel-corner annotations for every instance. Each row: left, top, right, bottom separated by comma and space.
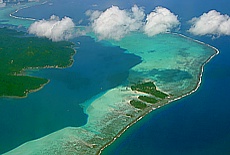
86, 10, 102, 21
28, 15, 75, 41
87, 6, 181, 40
0, 0, 6, 7
188, 10, 230, 36
144, 7, 180, 36
87, 5, 145, 40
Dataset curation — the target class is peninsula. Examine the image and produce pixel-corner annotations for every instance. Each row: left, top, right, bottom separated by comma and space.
0, 1, 223, 155
4, 32, 219, 155
0, 27, 75, 98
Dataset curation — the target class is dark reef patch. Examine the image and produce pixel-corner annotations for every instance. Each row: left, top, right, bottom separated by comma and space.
150, 69, 192, 82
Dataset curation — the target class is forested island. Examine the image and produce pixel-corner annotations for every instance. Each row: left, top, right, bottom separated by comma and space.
130, 82, 169, 109
0, 28, 75, 98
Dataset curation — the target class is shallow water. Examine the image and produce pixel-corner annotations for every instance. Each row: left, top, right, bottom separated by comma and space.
1, 0, 230, 154
0, 35, 141, 154
102, 36, 230, 155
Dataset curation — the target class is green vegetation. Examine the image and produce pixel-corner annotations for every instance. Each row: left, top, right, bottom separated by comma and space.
0, 28, 75, 98
130, 99, 147, 109
129, 82, 170, 109
138, 96, 158, 104
131, 81, 168, 99
0, 75, 48, 97
126, 114, 134, 117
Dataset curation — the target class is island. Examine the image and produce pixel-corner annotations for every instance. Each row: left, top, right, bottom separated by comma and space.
0, 27, 75, 98
129, 81, 169, 109
4, 32, 219, 155
0, 2, 220, 154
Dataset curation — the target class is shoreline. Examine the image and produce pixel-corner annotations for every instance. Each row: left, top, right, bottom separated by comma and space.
9, 1, 48, 21
0, 3, 78, 100
2, 4, 220, 153
97, 37, 219, 155
1, 79, 50, 99
0, 44, 77, 99
0, 31, 219, 154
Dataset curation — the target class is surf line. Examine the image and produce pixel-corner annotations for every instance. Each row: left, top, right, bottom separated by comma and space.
97, 34, 219, 155
9, 1, 48, 21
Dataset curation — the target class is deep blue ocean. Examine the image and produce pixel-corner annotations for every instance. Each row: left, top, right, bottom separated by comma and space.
101, 1, 230, 154
0, 36, 141, 153
1, 0, 230, 154
102, 37, 230, 155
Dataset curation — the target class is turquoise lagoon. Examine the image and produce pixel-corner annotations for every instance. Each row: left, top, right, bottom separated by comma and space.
0, 35, 141, 153
2, 31, 217, 155
0, 1, 220, 155
102, 36, 230, 155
